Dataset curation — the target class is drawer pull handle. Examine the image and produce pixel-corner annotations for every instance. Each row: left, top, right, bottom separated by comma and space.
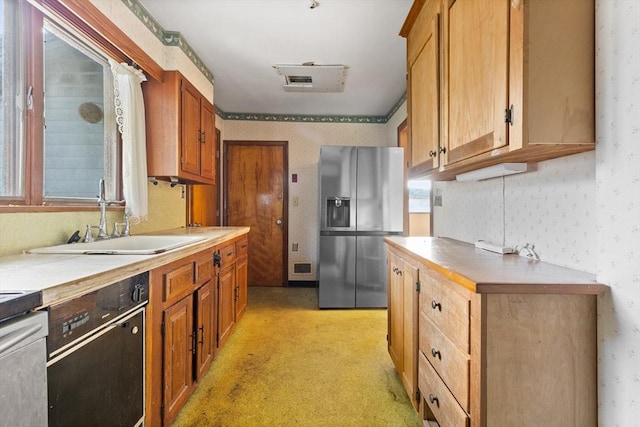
429, 394, 439, 406
431, 348, 441, 359
431, 300, 441, 310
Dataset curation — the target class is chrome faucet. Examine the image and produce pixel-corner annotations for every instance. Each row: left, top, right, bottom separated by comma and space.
84, 179, 125, 242
97, 178, 110, 240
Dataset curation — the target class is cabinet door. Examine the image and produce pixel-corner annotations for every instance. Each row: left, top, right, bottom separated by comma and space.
235, 255, 248, 321
446, 0, 509, 164
200, 101, 216, 180
387, 252, 403, 371
217, 265, 236, 348
401, 258, 419, 408
409, 12, 440, 171
181, 79, 201, 176
163, 296, 194, 424
195, 281, 214, 380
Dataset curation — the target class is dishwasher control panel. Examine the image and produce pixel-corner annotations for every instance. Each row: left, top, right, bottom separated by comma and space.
47, 271, 148, 357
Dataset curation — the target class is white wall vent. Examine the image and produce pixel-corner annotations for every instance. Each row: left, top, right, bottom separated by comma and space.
273, 64, 345, 93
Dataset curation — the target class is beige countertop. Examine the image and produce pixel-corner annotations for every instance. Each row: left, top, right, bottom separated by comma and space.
0, 227, 249, 307
384, 236, 607, 295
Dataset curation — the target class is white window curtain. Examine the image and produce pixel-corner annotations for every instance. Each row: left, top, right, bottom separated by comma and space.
109, 59, 148, 222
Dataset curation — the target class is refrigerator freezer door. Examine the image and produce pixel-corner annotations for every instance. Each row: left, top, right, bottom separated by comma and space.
319, 235, 356, 308
356, 235, 388, 308
319, 146, 357, 232
356, 147, 404, 232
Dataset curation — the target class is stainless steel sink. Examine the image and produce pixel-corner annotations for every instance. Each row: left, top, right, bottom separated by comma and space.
27, 235, 209, 255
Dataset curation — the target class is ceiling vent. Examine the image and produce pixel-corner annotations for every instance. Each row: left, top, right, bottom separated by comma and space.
273, 63, 345, 93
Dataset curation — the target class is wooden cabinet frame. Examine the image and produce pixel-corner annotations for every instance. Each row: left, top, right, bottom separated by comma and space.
146, 234, 249, 426
401, 0, 595, 181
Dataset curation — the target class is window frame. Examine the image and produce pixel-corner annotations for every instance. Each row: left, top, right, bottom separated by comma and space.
0, 0, 126, 211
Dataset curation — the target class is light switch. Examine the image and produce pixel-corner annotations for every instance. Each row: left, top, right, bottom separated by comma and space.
293, 196, 299, 206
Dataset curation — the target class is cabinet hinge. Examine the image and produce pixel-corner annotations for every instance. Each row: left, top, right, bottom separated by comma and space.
161, 321, 165, 337
386, 333, 389, 343
415, 390, 421, 403
505, 104, 514, 125
415, 281, 421, 293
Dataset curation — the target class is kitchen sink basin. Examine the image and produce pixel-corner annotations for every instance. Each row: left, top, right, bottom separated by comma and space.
27, 235, 208, 255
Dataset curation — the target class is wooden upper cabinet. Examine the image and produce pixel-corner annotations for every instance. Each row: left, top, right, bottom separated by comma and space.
200, 101, 216, 181
406, 3, 440, 176
402, 0, 595, 180
445, 0, 509, 165
144, 70, 216, 184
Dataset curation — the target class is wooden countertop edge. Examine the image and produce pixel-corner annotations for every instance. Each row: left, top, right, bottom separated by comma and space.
30, 227, 249, 307
384, 236, 608, 295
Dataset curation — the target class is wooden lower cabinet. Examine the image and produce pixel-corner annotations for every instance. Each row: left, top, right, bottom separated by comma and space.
386, 237, 603, 427
195, 281, 215, 379
235, 253, 248, 320
387, 248, 420, 409
163, 295, 194, 423
217, 263, 235, 348
146, 234, 250, 426
216, 237, 249, 348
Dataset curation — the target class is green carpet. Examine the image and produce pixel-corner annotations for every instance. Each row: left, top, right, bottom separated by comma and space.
172, 287, 422, 427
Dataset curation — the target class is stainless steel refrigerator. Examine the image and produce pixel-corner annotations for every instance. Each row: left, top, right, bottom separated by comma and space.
318, 146, 404, 308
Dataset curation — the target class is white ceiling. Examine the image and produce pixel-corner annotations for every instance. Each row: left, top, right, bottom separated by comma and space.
137, 0, 412, 117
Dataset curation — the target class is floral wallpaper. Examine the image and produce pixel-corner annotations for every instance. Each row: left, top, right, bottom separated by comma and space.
433, 1, 640, 423
595, 1, 640, 424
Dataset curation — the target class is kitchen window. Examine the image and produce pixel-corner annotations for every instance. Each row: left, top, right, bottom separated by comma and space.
0, 0, 120, 208
408, 180, 431, 213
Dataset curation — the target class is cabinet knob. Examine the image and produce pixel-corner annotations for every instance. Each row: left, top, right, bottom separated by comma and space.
392, 267, 398, 273
431, 348, 441, 359
438, 146, 447, 154
429, 394, 439, 406
431, 300, 441, 311
429, 150, 437, 158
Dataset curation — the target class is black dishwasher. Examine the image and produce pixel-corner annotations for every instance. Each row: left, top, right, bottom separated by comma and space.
46, 272, 148, 427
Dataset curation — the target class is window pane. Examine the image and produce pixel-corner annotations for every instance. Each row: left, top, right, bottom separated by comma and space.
43, 22, 116, 200
408, 180, 431, 213
0, 0, 26, 198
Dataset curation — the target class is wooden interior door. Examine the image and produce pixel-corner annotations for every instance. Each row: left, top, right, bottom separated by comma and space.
188, 128, 221, 226
224, 141, 287, 286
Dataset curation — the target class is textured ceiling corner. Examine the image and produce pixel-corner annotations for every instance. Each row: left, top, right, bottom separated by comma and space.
121, 0, 214, 83
123, 0, 406, 124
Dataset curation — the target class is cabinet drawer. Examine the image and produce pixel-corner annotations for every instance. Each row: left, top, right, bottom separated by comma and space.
195, 253, 213, 286
164, 263, 194, 302
420, 311, 470, 411
236, 238, 248, 257
419, 352, 469, 427
219, 243, 236, 266
421, 269, 470, 353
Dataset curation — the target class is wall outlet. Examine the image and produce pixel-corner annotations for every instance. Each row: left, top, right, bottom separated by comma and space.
434, 188, 443, 207
292, 243, 298, 251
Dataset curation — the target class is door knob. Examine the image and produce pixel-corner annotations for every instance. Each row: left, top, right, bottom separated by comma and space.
276, 219, 283, 225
